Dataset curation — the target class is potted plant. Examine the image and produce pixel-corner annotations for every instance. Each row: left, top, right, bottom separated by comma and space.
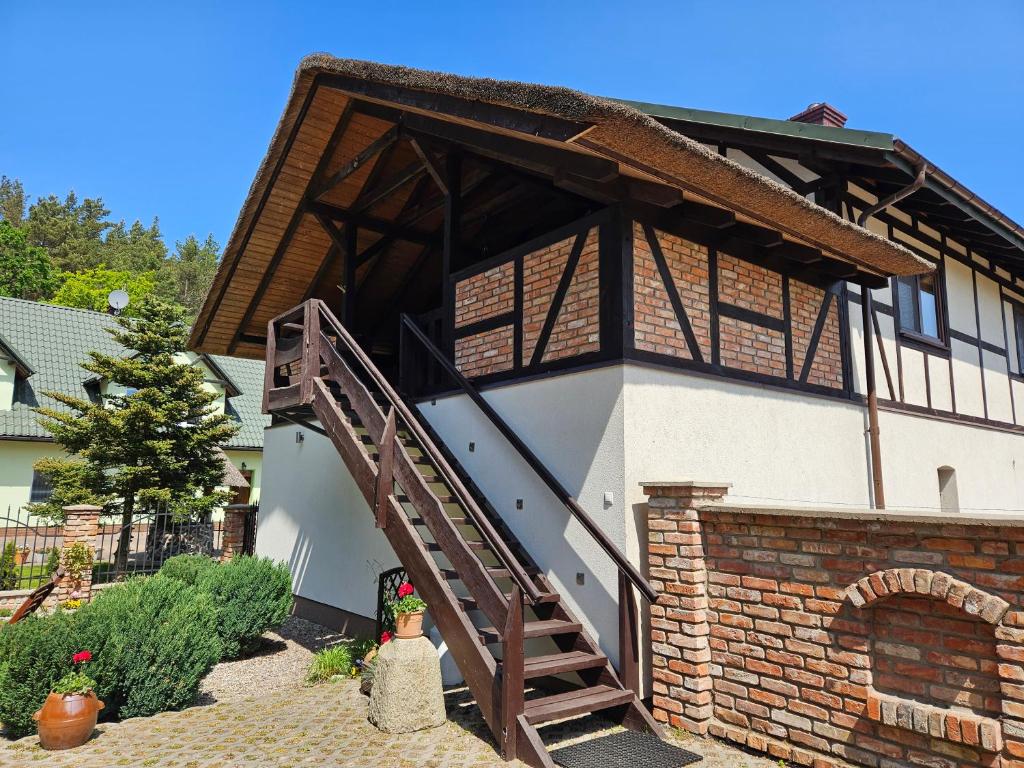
33, 650, 104, 750
390, 582, 427, 639
13, 546, 30, 567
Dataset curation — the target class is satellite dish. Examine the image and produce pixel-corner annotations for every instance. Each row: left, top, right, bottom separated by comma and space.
107, 289, 130, 312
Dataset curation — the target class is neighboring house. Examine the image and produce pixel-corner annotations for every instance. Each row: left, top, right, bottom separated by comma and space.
0, 297, 268, 513
189, 57, 1024, 768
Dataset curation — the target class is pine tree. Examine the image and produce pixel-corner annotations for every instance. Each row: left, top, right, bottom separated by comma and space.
33, 298, 239, 570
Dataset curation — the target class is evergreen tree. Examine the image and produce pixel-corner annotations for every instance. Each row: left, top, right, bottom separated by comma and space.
33, 299, 239, 570
155, 234, 220, 320
102, 218, 167, 272
24, 191, 111, 272
0, 176, 26, 226
0, 221, 58, 300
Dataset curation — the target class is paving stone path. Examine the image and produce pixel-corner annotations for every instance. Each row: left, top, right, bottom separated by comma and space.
0, 618, 777, 767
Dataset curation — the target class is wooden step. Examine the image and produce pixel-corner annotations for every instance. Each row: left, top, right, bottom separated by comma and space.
477, 619, 582, 645
459, 590, 560, 612
441, 566, 511, 580
522, 649, 608, 680
413, 516, 468, 526
397, 493, 457, 505
522, 684, 634, 725
426, 541, 487, 552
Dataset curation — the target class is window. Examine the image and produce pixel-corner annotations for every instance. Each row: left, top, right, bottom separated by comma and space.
896, 273, 943, 341
29, 471, 53, 503
1014, 304, 1024, 376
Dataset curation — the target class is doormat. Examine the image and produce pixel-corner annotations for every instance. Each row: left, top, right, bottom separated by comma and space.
550, 730, 702, 768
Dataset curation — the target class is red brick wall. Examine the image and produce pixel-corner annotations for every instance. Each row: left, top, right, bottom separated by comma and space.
522, 228, 600, 365
632, 225, 844, 390
645, 483, 1024, 768
790, 280, 844, 388
455, 262, 514, 327
633, 224, 712, 361
455, 325, 514, 378
451, 227, 600, 378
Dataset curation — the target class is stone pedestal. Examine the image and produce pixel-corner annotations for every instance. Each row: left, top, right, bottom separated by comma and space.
367, 636, 446, 733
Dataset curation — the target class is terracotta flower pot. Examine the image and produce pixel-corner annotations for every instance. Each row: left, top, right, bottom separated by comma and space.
33, 691, 104, 750
13, 549, 28, 567
394, 610, 425, 639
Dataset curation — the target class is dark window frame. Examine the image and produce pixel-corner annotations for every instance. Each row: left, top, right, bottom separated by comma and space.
1012, 301, 1024, 377
29, 471, 53, 504
893, 266, 948, 351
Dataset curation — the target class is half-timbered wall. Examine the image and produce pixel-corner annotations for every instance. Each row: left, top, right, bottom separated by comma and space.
631, 223, 845, 393
450, 213, 605, 382
842, 182, 1024, 434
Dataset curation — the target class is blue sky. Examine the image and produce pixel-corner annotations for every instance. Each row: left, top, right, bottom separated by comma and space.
3, 2, 1022, 251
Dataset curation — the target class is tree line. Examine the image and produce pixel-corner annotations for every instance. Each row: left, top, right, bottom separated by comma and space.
0, 175, 218, 320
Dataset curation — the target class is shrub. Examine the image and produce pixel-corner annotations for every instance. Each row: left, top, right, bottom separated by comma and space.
45, 546, 61, 576
0, 611, 78, 737
74, 575, 221, 719
159, 554, 218, 586
0, 541, 17, 590
196, 556, 292, 659
305, 645, 353, 684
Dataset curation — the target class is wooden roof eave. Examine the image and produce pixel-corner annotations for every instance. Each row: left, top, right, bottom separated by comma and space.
191, 56, 932, 357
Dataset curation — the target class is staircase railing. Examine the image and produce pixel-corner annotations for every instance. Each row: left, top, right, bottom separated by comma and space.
399, 312, 656, 691
264, 300, 542, 618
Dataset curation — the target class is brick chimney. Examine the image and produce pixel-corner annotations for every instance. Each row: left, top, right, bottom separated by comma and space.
789, 102, 848, 128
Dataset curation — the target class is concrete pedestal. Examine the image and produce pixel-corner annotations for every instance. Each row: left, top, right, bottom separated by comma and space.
367, 636, 446, 733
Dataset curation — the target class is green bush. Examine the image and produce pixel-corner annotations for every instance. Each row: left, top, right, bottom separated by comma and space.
0, 611, 78, 737
305, 645, 353, 684
0, 541, 17, 590
159, 554, 218, 586
74, 575, 221, 719
196, 556, 292, 659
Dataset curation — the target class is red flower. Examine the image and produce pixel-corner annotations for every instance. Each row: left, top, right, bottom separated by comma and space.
397, 582, 414, 598
73, 650, 92, 664
380, 631, 392, 644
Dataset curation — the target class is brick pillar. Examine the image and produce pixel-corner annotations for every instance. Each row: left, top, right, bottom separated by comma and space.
642, 481, 730, 735
57, 504, 101, 603
221, 504, 248, 562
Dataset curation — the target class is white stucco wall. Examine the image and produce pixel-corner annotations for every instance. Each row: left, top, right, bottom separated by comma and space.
255, 422, 398, 621
0, 359, 16, 411
420, 366, 629, 668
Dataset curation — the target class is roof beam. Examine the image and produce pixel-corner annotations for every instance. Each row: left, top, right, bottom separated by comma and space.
314, 124, 400, 199
307, 200, 439, 245
354, 100, 618, 182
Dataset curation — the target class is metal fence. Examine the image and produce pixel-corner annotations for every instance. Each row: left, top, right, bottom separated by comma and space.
93, 505, 226, 585
0, 507, 62, 592
0, 502, 261, 592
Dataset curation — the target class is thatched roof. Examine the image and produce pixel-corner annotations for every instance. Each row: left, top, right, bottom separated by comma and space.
218, 449, 249, 488
192, 55, 929, 357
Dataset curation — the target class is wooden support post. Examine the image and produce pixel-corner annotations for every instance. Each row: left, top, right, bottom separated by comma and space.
300, 302, 321, 404
618, 571, 640, 696
375, 407, 397, 529
344, 225, 358, 330
500, 584, 524, 761
442, 151, 462, 360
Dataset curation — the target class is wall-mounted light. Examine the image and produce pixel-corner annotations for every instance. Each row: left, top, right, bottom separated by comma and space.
241, 462, 247, 470
296, 432, 304, 444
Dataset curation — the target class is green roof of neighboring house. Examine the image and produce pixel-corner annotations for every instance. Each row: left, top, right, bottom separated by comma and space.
0, 297, 268, 449
608, 98, 895, 150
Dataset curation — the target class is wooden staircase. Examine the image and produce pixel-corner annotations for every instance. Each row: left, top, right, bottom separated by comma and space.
263, 300, 661, 767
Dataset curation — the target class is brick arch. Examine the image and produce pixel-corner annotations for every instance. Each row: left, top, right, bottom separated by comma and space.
845, 567, 1010, 625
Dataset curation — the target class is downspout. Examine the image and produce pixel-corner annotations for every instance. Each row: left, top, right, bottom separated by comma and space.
854, 161, 926, 509
861, 286, 885, 509
857, 163, 928, 227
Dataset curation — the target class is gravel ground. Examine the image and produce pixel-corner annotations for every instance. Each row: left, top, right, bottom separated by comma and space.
198, 615, 347, 703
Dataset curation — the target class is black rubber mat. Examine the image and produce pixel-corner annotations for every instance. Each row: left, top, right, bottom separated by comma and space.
550, 730, 703, 768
